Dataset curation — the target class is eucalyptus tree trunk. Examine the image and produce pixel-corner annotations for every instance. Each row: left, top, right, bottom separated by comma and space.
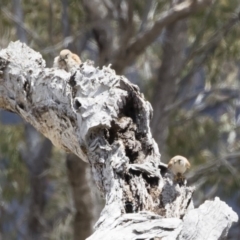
0, 42, 238, 239
151, 14, 187, 157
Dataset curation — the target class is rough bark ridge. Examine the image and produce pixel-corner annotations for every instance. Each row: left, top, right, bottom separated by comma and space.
0, 42, 238, 239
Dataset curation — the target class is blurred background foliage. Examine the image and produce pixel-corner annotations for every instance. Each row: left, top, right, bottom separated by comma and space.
0, 0, 240, 239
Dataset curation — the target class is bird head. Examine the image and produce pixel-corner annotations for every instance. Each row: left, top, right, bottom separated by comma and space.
171, 155, 190, 167
168, 155, 191, 176
59, 49, 72, 61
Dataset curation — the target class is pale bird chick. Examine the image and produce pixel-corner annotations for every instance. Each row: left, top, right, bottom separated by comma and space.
53, 49, 82, 73
168, 155, 190, 184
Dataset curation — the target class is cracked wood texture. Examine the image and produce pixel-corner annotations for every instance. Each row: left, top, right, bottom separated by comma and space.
0, 42, 238, 240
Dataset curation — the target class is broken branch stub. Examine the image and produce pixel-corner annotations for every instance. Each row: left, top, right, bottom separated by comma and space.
0, 41, 238, 239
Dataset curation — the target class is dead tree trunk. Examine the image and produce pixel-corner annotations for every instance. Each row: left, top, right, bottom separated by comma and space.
0, 42, 238, 239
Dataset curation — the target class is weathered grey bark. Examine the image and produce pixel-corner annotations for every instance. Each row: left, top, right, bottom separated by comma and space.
0, 42, 238, 239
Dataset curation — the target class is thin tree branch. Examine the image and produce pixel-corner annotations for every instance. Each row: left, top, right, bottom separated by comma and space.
1, 7, 45, 49
47, 207, 72, 230
165, 88, 239, 113
112, 0, 213, 73
118, 0, 134, 47
12, 0, 28, 43
172, 12, 240, 106
189, 12, 240, 60
138, 0, 155, 33
188, 152, 240, 185
171, 94, 238, 127
184, 0, 218, 62
81, 0, 113, 66
48, 0, 54, 45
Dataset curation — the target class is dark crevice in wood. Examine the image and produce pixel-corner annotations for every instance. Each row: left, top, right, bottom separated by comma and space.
121, 93, 137, 123
125, 201, 134, 213
125, 147, 139, 164
143, 174, 159, 187
107, 119, 141, 163
18, 102, 25, 110
74, 99, 82, 110
69, 71, 77, 87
